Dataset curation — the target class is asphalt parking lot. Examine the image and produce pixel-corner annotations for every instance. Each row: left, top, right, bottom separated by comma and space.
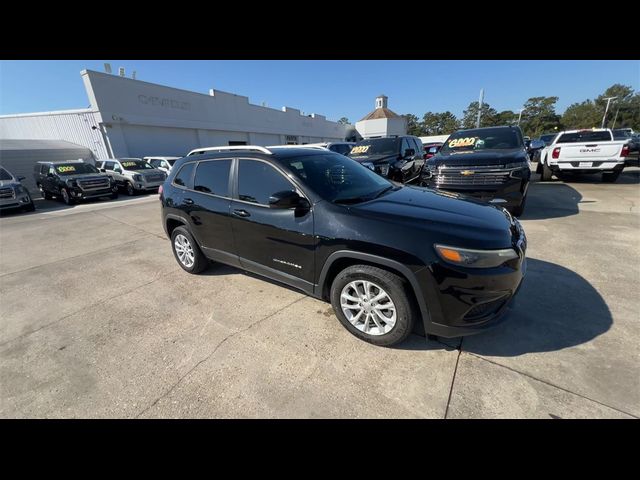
1, 167, 638, 418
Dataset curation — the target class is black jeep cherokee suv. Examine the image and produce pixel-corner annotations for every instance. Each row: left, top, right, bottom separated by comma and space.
347, 135, 425, 184
420, 126, 531, 216
161, 146, 527, 347
34, 160, 118, 205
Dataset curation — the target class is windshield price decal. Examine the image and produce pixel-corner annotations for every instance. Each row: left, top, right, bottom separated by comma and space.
448, 137, 477, 148
56, 165, 76, 173
121, 162, 138, 168
350, 145, 370, 154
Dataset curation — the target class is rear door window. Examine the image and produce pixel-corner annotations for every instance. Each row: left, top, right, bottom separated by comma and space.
193, 160, 232, 197
557, 131, 612, 143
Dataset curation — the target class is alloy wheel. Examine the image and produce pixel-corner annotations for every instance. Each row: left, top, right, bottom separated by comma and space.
340, 280, 397, 335
174, 234, 195, 268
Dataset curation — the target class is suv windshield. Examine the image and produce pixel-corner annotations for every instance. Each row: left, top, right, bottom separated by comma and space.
277, 153, 393, 204
120, 160, 153, 170
167, 159, 178, 165
557, 131, 612, 143
0, 168, 12, 180
54, 163, 99, 175
348, 138, 400, 157
440, 128, 523, 154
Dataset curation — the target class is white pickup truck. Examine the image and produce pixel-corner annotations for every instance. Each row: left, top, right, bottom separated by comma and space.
537, 128, 630, 183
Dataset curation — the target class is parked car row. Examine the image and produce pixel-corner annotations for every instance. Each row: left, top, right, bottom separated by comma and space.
0, 166, 35, 212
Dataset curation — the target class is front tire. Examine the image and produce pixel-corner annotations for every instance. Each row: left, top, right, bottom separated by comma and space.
330, 265, 415, 347
125, 181, 136, 196
602, 171, 621, 183
110, 190, 119, 199
171, 226, 208, 274
510, 194, 527, 217
60, 187, 75, 205
23, 201, 35, 212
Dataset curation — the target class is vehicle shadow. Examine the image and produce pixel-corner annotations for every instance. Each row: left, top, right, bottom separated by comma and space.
557, 168, 640, 185
519, 180, 582, 220
410, 258, 612, 356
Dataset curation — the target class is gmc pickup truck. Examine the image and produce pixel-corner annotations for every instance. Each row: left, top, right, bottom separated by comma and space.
537, 128, 630, 183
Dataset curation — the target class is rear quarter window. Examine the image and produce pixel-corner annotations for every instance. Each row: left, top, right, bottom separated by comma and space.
173, 162, 196, 188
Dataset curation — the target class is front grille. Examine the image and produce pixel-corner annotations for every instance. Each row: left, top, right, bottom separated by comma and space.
78, 178, 110, 190
434, 169, 511, 186
144, 174, 164, 183
0, 187, 15, 199
464, 297, 507, 321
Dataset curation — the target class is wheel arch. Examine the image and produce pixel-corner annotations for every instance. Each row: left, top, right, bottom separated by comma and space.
316, 251, 432, 334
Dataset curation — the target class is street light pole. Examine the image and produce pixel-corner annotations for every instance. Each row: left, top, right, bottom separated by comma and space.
476, 89, 484, 128
517, 108, 525, 126
611, 107, 620, 130
601, 96, 617, 128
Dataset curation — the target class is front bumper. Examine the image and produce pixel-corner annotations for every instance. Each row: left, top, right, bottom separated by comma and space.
417, 219, 527, 337
0, 193, 32, 209
69, 185, 117, 200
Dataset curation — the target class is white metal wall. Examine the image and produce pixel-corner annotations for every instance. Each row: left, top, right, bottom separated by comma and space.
0, 110, 109, 160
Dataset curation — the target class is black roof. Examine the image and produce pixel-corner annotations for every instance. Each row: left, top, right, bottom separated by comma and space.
183, 147, 330, 163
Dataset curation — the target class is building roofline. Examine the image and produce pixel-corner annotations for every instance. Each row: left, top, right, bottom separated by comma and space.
0, 108, 97, 119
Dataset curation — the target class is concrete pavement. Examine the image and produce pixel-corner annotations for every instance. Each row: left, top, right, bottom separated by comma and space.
1, 169, 638, 418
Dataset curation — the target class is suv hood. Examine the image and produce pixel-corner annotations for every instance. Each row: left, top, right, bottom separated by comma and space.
61, 173, 110, 181
351, 185, 515, 249
123, 168, 165, 175
429, 149, 527, 168
349, 153, 398, 164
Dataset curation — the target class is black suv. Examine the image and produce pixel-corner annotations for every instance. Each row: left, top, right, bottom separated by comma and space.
420, 126, 531, 216
161, 146, 527, 347
34, 160, 118, 205
347, 136, 425, 184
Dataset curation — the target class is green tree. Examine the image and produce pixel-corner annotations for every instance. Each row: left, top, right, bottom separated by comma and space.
422, 111, 460, 135
520, 96, 561, 137
337, 117, 350, 125
596, 84, 639, 129
562, 100, 600, 129
461, 101, 499, 129
495, 110, 517, 126
402, 113, 424, 136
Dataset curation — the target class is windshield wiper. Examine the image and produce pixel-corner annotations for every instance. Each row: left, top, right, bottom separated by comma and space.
371, 186, 394, 199
334, 196, 370, 205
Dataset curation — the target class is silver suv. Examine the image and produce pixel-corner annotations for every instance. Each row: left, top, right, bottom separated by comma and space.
0, 166, 35, 212
144, 156, 181, 175
96, 158, 167, 196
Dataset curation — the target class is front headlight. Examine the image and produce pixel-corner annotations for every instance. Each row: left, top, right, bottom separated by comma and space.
133, 174, 143, 182
505, 162, 526, 169
362, 162, 375, 171
66, 179, 78, 188
434, 244, 518, 269
15, 185, 25, 194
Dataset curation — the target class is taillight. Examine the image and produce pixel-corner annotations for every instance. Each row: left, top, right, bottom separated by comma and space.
621, 144, 630, 157
552, 147, 561, 159
158, 184, 163, 196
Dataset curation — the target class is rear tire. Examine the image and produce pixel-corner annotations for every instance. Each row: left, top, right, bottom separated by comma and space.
541, 161, 553, 181
110, 191, 119, 199
330, 265, 415, 347
39, 184, 52, 200
170, 226, 208, 274
602, 171, 621, 183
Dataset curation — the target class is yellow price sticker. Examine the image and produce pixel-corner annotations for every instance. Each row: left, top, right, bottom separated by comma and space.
56, 165, 76, 173
121, 162, 138, 168
350, 145, 370, 155
448, 137, 477, 148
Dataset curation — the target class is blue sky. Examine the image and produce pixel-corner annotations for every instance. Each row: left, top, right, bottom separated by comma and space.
1, 60, 638, 121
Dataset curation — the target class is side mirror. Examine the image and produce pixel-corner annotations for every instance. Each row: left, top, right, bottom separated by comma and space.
99, 168, 106, 173
47, 172, 55, 178
17, 176, 25, 181
404, 148, 415, 158
269, 190, 307, 209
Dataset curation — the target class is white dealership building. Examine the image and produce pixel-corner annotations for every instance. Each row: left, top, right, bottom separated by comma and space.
0, 69, 349, 164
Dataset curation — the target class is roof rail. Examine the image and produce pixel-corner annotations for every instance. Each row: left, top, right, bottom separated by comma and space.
266, 144, 329, 150
187, 145, 273, 156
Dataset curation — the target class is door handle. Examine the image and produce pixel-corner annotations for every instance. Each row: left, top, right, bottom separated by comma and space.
183, 198, 194, 205
233, 209, 251, 218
